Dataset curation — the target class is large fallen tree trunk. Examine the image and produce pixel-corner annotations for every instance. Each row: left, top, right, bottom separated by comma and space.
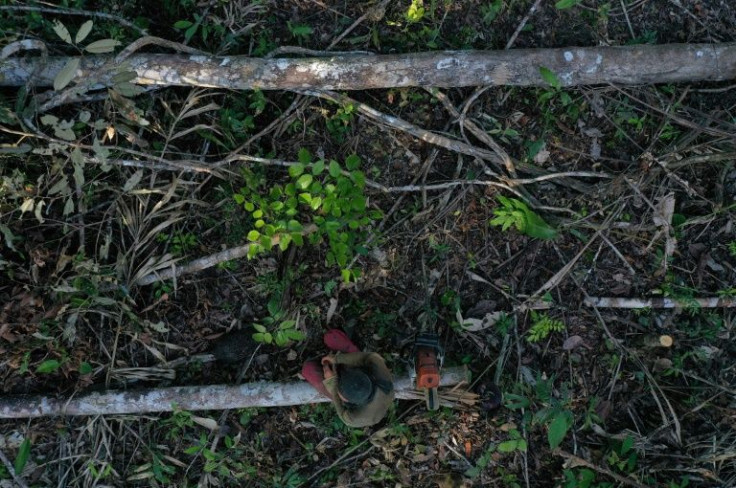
3, 43, 735, 90
0, 367, 469, 419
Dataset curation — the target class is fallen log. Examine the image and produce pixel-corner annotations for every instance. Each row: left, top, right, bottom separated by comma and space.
2, 43, 735, 90
584, 296, 736, 309
0, 366, 469, 419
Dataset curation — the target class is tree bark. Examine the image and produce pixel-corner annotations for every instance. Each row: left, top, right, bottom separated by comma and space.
2, 43, 735, 90
0, 366, 468, 419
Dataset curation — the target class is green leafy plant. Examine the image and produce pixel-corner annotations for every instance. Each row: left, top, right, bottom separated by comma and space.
498, 428, 528, 453
287, 21, 313, 44
555, 0, 583, 9
251, 297, 305, 347
728, 240, 736, 257
14, 438, 31, 475
464, 443, 496, 479
536, 67, 581, 124
406, 0, 426, 22
490, 195, 557, 239
527, 311, 565, 343
325, 103, 355, 141
481, 0, 504, 24
545, 408, 573, 449
234, 150, 381, 282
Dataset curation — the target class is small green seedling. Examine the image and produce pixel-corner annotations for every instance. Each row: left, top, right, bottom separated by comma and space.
490, 196, 557, 239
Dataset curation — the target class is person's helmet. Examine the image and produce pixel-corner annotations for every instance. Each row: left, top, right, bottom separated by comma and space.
337, 367, 375, 406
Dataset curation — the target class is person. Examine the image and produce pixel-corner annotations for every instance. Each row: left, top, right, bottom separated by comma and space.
301, 329, 394, 428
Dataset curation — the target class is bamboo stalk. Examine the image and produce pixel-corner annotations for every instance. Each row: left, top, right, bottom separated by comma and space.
0, 367, 468, 419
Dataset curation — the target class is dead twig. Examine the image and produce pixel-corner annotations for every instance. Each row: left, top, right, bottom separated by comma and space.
505, 0, 543, 49
0, 5, 148, 36
134, 224, 317, 286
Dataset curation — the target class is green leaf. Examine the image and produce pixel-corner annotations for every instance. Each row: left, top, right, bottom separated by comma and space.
253, 323, 267, 333
278, 233, 292, 251
78, 362, 93, 375
345, 154, 361, 170
298, 192, 312, 205
75, 20, 94, 44
0, 223, 18, 251
279, 320, 296, 330
244, 201, 255, 212
296, 174, 313, 190
547, 412, 570, 449
53, 20, 72, 44
274, 332, 288, 347
288, 163, 305, 178
539, 66, 561, 89
259, 235, 272, 249
287, 220, 303, 232
350, 170, 366, 188
522, 210, 558, 240
312, 159, 325, 175
406, 0, 425, 22
233, 194, 245, 204
247, 230, 260, 242
297, 147, 312, 164
14, 438, 30, 475
36, 359, 61, 374
497, 440, 519, 453
328, 160, 341, 178
174, 20, 193, 29
621, 436, 634, 455
555, 0, 582, 9
84, 39, 122, 54
253, 332, 270, 343
54, 58, 80, 91
341, 269, 352, 283
286, 330, 306, 341
270, 201, 284, 212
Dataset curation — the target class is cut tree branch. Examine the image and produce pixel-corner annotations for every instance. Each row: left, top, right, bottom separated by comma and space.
0, 367, 469, 419
2, 43, 735, 90
584, 296, 736, 308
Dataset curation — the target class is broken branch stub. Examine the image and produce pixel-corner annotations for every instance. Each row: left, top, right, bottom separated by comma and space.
2, 43, 735, 90
0, 366, 468, 419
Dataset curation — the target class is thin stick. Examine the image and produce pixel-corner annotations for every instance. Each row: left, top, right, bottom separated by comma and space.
0, 5, 148, 36
134, 224, 317, 286
0, 367, 468, 419
505, 0, 543, 49
584, 296, 736, 308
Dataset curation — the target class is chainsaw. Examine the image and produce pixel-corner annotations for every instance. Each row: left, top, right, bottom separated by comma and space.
412, 332, 444, 410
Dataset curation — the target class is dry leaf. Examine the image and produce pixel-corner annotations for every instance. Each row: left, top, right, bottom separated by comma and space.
75, 20, 94, 44
53, 58, 80, 91
191, 416, 219, 431
562, 335, 585, 351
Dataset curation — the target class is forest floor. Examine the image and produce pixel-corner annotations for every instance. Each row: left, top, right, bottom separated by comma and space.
0, 0, 735, 487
